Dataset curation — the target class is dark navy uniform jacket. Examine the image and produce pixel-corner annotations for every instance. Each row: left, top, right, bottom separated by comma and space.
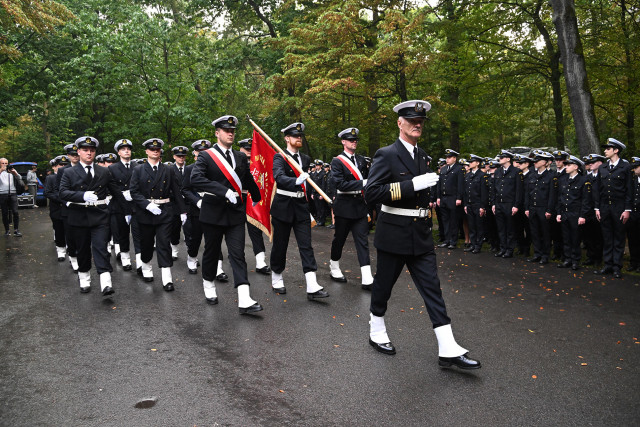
130, 162, 186, 225
462, 169, 489, 209
557, 174, 593, 218
491, 165, 523, 208
593, 160, 633, 210
108, 161, 136, 215
44, 173, 62, 220
437, 162, 464, 200
271, 151, 312, 223
524, 169, 557, 214
59, 163, 125, 228
181, 163, 201, 217
330, 153, 368, 219
632, 175, 640, 215
365, 139, 433, 256
190, 148, 260, 227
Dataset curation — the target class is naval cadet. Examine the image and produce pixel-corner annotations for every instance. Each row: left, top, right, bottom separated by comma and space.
59, 136, 125, 295
55, 143, 81, 272
190, 116, 263, 313
129, 138, 187, 290
593, 138, 633, 278
626, 157, 640, 271
524, 150, 556, 264
491, 150, 523, 258
555, 156, 592, 270
44, 156, 67, 260
237, 137, 271, 275
170, 146, 189, 260
513, 155, 533, 256
582, 154, 606, 266
365, 100, 480, 369
328, 127, 373, 288
463, 154, 489, 253
551, 150, 569, 261
270, 122, 329, 299
108, 139, 139, 272
436, 149, 464, 249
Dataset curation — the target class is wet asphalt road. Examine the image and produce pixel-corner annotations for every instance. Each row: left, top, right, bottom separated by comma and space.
1, 208, 639, 426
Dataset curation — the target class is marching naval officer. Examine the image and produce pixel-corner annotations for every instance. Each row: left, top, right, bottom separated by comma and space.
170, 146, 189, 260
270, 122, 329, 300
190, 116, 263, 313
44, 156, 66, 260
59, 136, 126, 295
55, 143, 81, 272
129, 138, 187, 290
364, 100, 480, 369
328, 127, 373, 288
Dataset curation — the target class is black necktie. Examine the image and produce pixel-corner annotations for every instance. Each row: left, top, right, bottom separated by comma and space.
225, 150, 233, 166
293, 153, 299, 164
349, 155, 355, 164
86, 166, 92, 178
125, 163, 129, 169
609, 163, 614, 171
153, 165, 158, 173
179, 167, 183, 175
413, 148, 420, 169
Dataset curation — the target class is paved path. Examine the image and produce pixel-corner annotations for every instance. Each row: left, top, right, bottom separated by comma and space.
1, 209, 638, 426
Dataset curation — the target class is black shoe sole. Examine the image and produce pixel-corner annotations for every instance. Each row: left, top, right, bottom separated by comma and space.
438, 360, 482, 370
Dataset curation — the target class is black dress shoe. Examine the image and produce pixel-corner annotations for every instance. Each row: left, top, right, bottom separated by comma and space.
438, 353, 481, 370
137, 267, 143, 276
626, 265, 638, 272
272, 287, 286, 294
239, 303, 263, 314
144, 277, 154, 283
331, 274, 347, 283
307, 289, 329, 300
463, 246, 474, 252
206, 297, 218, 305
163, 283, 174, 292
571, 263, 580, 270
57, 257, 65, 262
327, 224, 335, 229
188, 268, 197, 274
116, 253, 121, 261
527, 256, 541, 263
122, 264, 132, 271
14, 230, 22, 237
361, 284, 371, 291
613, 270, 623, 279
369, 338, 396, 355
256, 266, 271, 275
490, 246, 498, 252
551, 255, 562, 261
3, 231, 9, 236
472, 248, 481, 254
502, 251, 513, 258
447, 244, 456, 250
583, 259, 595, 266
102, 286, 114, 296
594, 267, 613, 275
216, 272, 229, 282
494, 250, 505, 257
437, 242, 449, 248
557, 261, 571, 268
171, 256, 178, 261
80, 287, 90, 293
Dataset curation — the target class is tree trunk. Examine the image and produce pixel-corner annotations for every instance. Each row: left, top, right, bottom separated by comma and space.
42, 99, 51, 158
442, 0, 461, 153
620, 0, 636, 154
550, 0, 600, 156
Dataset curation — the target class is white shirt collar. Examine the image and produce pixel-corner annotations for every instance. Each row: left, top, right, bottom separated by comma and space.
79, 161, 94, 169
121, 159, 130, 167
609, 159, 619, 168
398, 138, 416, 159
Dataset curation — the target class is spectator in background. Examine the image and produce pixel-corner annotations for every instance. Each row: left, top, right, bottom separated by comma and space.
0, 158, 24, 236
27, 164, 38, 207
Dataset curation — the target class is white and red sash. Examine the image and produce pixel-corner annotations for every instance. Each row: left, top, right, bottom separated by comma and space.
205, 147, 243, 201
337, 154, 363, 180
282, 152, 306, 195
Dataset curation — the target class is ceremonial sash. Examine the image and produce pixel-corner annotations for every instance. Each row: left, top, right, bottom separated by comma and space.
204, 148, 243, 201
337, 154, 363, 180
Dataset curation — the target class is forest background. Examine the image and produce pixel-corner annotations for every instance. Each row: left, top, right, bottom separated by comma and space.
0, 0, 638, 168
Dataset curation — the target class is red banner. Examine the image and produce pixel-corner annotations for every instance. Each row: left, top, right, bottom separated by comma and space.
247, 130, 276, 240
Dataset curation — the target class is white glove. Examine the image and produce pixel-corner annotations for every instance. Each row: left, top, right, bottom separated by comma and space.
104, 197, 111, 205
125, 215, 131, 225
146, 203, 162, 215
225, 189, 238, 204
295, 173, 309, 185
83, 191, 98, 202
181, 213, 187, 225
123, 190, 132, 201
196, 199, 202, 209
362, 179, 368, 186
412, 173, 439, 191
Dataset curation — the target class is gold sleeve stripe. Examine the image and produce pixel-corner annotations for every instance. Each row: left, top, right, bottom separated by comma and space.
390, 182, 401, 201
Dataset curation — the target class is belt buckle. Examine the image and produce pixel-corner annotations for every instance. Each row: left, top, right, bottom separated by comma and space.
297, 191, 304, 197
418, 208, 428, 218
87, 201, 96, 207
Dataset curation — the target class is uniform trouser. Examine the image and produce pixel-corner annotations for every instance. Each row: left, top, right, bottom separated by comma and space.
185, 213, 204, 257
435, 205, 445, 241
551, 219, 564, 258
583, 218, 603, 262
466, 205, 484, 249
599, 204, 627, 270
139, 221, 173, 268
51, 217, 66, 247
111, 213, 141, 253
170, 214, 182, 245
627, 212, 640, 266
370, 248, 451, 328
270, 216, 317, 274
561, 214, 582, 264
514, 210, 531, 252
62, 215, 77, 257
315, 198, 327, 224
439, 196, 458, 245
0, 194, 19, 230
529, 207, 551, 258
495, 203, 516, 252
247, 221, 265, 256
201, 222, 247, 286
330, 215, 370, 266
484, 210, 499, 248
70, 223, 112, 274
